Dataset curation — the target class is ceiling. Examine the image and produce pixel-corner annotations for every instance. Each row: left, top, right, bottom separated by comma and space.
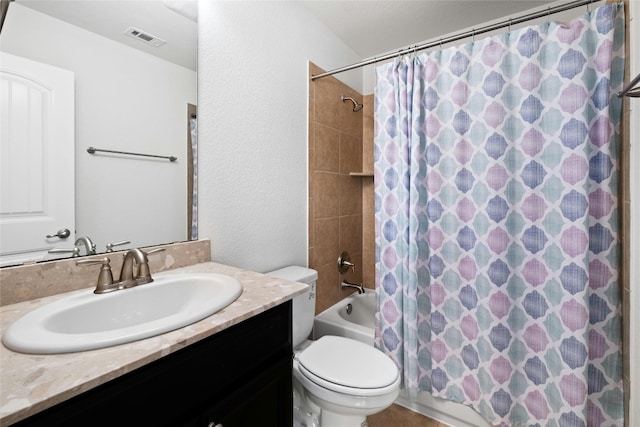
13, 0, 558, 72
300, 0, 557, 59
14, 0, 198, 71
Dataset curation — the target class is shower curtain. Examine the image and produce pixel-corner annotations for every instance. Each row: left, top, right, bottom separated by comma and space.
190, 116, 198, 240
373, 4, 625, 426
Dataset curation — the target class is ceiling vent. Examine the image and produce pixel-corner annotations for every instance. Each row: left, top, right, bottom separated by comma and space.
123, 27, 166, 47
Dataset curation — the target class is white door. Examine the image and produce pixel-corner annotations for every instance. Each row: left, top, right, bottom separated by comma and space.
0, 52, 75, 265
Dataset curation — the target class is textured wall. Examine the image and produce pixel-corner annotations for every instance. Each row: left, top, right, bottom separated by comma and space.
197, 2, 361, 273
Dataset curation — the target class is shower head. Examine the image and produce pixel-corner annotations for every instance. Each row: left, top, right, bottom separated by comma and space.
341, 95, 363, 112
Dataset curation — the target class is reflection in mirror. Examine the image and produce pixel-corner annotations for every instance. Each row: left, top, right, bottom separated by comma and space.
0, 0, 197, 266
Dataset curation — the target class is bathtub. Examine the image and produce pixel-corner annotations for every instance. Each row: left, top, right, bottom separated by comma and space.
314, 289, 376, 345
314, 290, 490, 427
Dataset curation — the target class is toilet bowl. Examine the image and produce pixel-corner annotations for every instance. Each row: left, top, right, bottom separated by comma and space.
294, 335, 400, 426
267, 266, 400, 427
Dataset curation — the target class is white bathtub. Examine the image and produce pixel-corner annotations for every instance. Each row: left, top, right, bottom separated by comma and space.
314, 289, 376, 345
314, 291, 490, 427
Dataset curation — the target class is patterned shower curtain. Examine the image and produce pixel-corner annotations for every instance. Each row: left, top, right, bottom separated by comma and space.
190, 116, 198, 240
373, 4, 625, 426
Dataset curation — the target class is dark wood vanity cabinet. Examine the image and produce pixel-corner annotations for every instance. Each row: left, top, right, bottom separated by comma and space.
14, 301, 293, 427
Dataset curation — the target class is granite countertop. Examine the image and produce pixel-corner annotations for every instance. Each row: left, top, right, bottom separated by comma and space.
0, 261, 308, 426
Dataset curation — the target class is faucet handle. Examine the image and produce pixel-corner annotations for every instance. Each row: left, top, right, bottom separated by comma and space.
77, 257, 117, 294
135, 248, 165, 285
49, 247, 80, 257
337, 251, 356, 274
106, 240, 131, 252
145, 247, 166, 255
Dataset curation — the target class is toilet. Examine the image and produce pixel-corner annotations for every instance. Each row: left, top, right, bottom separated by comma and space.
268, 266, 400, 427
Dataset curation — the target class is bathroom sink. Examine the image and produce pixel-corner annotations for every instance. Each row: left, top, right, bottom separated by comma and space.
2, 272, 243, 354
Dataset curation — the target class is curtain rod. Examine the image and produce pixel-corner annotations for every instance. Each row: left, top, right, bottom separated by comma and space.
311, 0, 599, 81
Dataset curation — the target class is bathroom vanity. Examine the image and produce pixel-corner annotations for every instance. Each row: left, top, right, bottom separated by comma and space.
12, 302, 292, 426
0, 260, 307, 426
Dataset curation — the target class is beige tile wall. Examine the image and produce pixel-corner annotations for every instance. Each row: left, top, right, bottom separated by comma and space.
309, 62, 364, 314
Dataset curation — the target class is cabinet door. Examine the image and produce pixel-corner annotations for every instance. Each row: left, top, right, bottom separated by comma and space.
199, 357, 292, 427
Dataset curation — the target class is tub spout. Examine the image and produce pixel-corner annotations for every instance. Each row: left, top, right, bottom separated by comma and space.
341, 281, 365, 294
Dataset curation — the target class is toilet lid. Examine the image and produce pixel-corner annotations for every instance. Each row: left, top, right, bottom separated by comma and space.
297, 335, 399, 390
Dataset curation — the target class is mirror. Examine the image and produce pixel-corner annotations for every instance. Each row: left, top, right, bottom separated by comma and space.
0, 0, 197, 266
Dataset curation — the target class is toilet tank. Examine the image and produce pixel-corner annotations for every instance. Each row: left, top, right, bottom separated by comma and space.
266, 266, 317, 349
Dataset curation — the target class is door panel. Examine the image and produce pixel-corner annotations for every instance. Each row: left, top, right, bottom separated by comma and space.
0, 53, 74, 264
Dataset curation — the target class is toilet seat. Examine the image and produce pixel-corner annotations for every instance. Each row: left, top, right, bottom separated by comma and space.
296, 336, 400, 397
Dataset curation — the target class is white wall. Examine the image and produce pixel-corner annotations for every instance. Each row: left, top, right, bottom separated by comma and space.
197, 1, 361, 272
1, 4, 196, 254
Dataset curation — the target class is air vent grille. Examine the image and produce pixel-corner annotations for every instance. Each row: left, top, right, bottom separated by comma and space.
123, 27, 166, 47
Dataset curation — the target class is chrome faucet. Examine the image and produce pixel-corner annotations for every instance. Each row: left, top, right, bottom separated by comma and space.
77, 247, 165, 294
341, 280, 365, 294
118, 248, 153, 288
74, 236, 97, 255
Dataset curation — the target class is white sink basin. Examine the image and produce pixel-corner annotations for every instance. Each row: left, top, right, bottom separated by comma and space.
2, 272, 243, 354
